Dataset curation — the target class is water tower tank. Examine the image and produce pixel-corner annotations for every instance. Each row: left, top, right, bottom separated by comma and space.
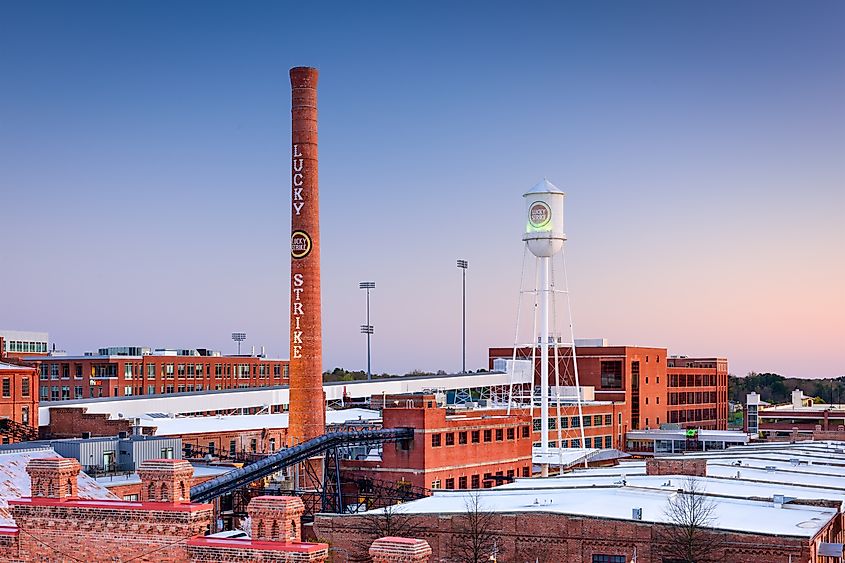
522, 179, 566, 257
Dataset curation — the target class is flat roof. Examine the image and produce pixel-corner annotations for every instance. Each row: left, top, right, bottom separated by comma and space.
362, 486, 835, 538
140, 408, 380, 435
0, 362, 35, 372
626, 429, 749, 441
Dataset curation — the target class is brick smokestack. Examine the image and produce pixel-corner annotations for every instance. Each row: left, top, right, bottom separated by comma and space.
288, 66, 325, 445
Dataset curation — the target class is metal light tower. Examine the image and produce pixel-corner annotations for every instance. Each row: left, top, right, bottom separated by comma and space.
359, 281, 375, 380
231, 332, 246, 355
457, 259, 468, 373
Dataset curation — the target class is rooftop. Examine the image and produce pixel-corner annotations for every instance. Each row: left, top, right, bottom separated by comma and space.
0, 449, 116, 527
139, 408, 380, 435
364, 485, 836, 538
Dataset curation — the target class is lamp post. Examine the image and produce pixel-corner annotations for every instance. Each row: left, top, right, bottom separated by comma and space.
231, 332, 246, 355
359, 282, 375, 380
457, 259, 468, 373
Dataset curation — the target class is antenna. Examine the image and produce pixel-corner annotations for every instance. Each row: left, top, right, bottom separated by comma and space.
231, 332, 246, 355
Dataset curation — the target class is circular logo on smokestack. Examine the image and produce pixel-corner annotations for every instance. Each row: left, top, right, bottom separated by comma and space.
529, 201, 551, 228
291, 230, 312, 259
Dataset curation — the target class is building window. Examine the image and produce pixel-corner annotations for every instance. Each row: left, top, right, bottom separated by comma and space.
269, 438, 276, 452
160, 448, 174, 459
21, 407, 29, 425
458, 431, 467, 445
1, 379, 9, 398
471, 430, 480, 444
592, 556, 625, 563
600, 360, 623, 389
522, 426, 529, 438
522, 466, 530, 477
445, 432, 455, 446
604, 414, 612, 426
471, 474, 480, 489
123, 494, 139, 501
445, 478, 455, 490
583, 416, 591, 427
584, 437, 592, 448
495, 429, 504, 441
483, 430, 492, 442
229, 440, 236, 456
431, 480, 441, 490
75, 386, 83, 399
250, 439, 257, 452
594, 415, 602, 426
458, 476, 467, 489
507, 427, 515, 440
431, 433, 442, 447
533, 418, 541, 431
571, 416, 580, 428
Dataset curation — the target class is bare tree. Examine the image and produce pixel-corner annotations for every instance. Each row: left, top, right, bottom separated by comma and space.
353, 502, 422, 562
451, 492, 499, 563
655, 477, 725, 563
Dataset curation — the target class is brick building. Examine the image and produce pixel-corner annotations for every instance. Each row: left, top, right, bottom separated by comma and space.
29, 348, 290, 401
0, 362, 39, 443
749, 388, 845, 439
0, 330, 49, 361
316, 447, 845, 562
489, 344, 728, 433
0, 455, 329, 562
342, 394, 533, 493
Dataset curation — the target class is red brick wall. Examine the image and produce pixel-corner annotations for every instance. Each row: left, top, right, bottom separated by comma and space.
0, 363, 39, 440
342, 397, 532, 491
34, 355, 290, 399
645, 458, 707, 477
43, 406, 140, 438
314, 510, 823, 563
10, 499, 213, 562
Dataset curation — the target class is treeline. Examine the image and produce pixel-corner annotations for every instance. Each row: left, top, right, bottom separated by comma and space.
322, 367, 488, 382
729, 372, 845, 405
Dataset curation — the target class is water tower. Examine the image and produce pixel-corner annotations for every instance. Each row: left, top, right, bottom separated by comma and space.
516, 179, 587, 476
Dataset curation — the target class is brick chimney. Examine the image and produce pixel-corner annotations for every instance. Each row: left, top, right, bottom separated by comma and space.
248, 496, 305, 543
26, 458, 81, 501
369, 537, 433, 563
137, 459, 194, 504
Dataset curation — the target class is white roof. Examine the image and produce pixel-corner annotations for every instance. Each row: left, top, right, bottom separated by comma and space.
0, 362, 35, 371
0, 449, 117, 526
523, 178, 564, 195
532, 447, 598, 466
501, 473, 845, 503
365, 486, 836, 538
140, 408, 380, 436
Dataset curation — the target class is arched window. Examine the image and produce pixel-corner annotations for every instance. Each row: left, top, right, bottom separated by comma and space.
47, 481, 55, 497
66, 479, 73, 496
256, 521, 265, 540
271, 520, 279, 540
147, 483, 155, 501
290, 519, 297, 540
179, 481, 186, 501
160, 483, 169, 501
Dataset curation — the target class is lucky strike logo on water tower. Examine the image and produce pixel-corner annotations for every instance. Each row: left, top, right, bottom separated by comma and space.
529, 201, 552, 229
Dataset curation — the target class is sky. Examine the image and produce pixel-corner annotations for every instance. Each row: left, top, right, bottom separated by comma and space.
1, 1, 843, 379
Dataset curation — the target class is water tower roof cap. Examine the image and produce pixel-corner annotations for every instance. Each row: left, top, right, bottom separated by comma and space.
524, 178, 564, 196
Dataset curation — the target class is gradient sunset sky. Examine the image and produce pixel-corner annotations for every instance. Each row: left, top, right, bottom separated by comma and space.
1, 1, 843, 378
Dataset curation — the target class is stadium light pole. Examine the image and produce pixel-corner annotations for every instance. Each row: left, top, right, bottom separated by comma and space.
457, 259, 468, 373
231, 332, 246, 355
359, 282, 375, 380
